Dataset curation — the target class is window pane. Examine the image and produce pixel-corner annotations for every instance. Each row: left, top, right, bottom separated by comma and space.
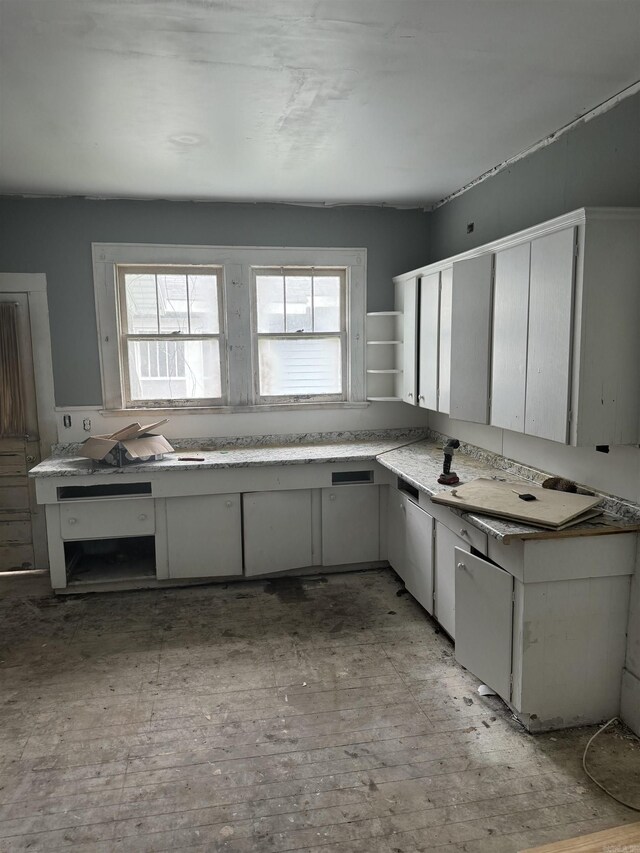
124, 273, 158, 333
188, 275, 219, 333
258, 337, 342, 396
157, 275, 188, 333
256, 275, 284, 333
313, 276, 341, 332
285, 276, 312, 333
127, 339, 221, 401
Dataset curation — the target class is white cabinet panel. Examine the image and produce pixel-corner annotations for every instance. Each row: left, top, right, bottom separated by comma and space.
525, 227, 576, 443
438, 267, 453, 414
387, 488, 408, 580
243, 489, 313, 577
321, 485, 379, 566
434, 522, 471, 639
418, 272, 440, 411
404, 499, 434, 614
402, 276, 418, 405
450, 254, 493, 424
166, 494, 242, 579
60, 498, 155, 540
491, 242, 530, 432
454, 548, 513, 701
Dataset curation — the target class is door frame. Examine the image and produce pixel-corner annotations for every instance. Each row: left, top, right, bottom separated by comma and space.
0, 274, 57, 568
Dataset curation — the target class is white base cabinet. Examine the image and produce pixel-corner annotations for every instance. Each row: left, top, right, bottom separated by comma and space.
243, 489, 314, 577
322, 485, 379, 566
386, 488, 434, 614
166, 494, 242, 579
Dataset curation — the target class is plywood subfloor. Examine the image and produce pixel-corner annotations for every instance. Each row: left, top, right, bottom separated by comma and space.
0, 568, 638, 852
519, 820, 640, 851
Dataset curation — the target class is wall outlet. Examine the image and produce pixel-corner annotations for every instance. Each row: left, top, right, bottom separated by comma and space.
83, 418, 92, 431
62, 414, 72, 428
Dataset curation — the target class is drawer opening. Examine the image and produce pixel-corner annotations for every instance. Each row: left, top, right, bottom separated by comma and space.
331, 470, 374, 485
397, 477, 419, 501
64, 536, 155, 586
57, 483, 152, 501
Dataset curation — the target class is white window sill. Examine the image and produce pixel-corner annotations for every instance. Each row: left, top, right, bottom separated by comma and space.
99, 401, 371, 417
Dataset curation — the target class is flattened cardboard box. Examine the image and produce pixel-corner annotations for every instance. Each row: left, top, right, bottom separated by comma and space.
80, 419, 174, 465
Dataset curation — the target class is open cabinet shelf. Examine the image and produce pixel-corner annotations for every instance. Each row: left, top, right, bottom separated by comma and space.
366, 311, 403, 401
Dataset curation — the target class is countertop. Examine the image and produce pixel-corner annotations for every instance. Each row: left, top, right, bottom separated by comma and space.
28, 436, 417, 477
377, 440, 640, 542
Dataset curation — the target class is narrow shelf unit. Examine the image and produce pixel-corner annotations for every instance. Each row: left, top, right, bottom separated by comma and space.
366, 311, 403, 401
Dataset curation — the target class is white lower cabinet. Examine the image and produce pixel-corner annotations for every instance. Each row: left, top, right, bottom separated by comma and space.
243, 489, 313, 577
454, 548, 513, 700
404, 498, 434, 614
386, 488, 435, 615
321, 485, 379, 566
166, 494, 242, 579
433, 522, 473, 640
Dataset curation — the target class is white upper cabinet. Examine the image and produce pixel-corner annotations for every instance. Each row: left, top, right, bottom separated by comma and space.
491, 242, 531, 433
400, 276, 419, 405
525, 227, 576, 443
449, 253, 494, 424
417, 272, 440, 411
393, 208, 640, 445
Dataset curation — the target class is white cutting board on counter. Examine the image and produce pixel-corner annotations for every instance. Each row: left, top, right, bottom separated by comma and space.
431, 478, 602, 529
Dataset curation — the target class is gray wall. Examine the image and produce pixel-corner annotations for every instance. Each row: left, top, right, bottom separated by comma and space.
0, 199, 429, 406
428, 90, 640, 261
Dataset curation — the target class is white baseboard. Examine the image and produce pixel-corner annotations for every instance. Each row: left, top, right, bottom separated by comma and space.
621, 667, 640, 735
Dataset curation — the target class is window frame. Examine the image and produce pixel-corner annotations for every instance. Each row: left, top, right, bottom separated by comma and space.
251, 266, 348, 404
116, 264, 226, 409
92, 243, 366, 413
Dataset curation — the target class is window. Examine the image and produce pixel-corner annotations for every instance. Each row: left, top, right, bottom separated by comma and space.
93, 244, 366, 412
116, 266, 224, 406
254, 268, 346, 401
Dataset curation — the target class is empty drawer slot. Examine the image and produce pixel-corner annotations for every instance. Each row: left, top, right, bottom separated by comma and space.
331, 470, 374, 485
58, 482, 152, 500
397, 477, 419, 500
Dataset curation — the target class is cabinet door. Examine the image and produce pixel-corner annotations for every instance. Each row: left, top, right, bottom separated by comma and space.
402, 276, 419, 405
438, 267, 453, 414
525, 227, 576, 443
418, 272, 440, 410
434, 522, 471, 639
387, 488, 408, 581
243, 490, 313, 577
450, 254, 493, 423
322, 485, 379, 566
454, 548, 513, 701
166, 494, 242, 579
491, 242, 530, 432
404, 499, 434, 614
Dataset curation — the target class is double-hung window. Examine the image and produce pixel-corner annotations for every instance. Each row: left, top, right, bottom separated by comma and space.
254, 268, 346, 402
117, 266, 224, 407
93, 244, 366, 412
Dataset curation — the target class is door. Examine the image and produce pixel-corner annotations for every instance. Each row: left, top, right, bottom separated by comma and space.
525, 227, 576, 443
401, 276, 418, 405
243, 489, 313, 576
434, 522, 471, 639
491, 242, 530, 432
321, 485, 379, 566
454, 548, 513, 701
0, 294, 41, 570
166, 494, 242, 578
418, 272, 440, 411
450, 254, 494, 424
404, 499, 434, 614
438, 267, 453, 414
387, 488, 408, 580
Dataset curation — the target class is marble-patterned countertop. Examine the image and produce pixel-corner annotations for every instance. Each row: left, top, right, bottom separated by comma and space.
377, 439, 640, 543
28, 436, 419, 478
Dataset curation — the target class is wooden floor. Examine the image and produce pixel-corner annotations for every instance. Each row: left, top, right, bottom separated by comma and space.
0, 568, 638, 853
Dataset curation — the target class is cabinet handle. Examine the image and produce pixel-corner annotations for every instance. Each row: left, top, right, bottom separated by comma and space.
418, 395, 424, 402
459, 528, 468, 537
407, 392, 413, 399
400, 504, 406, 513
225, 500, 233, 508
457, 562, 467, 571
67, 517, 77, 525
329, 494, 336, 501
138, 513, 148, 521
